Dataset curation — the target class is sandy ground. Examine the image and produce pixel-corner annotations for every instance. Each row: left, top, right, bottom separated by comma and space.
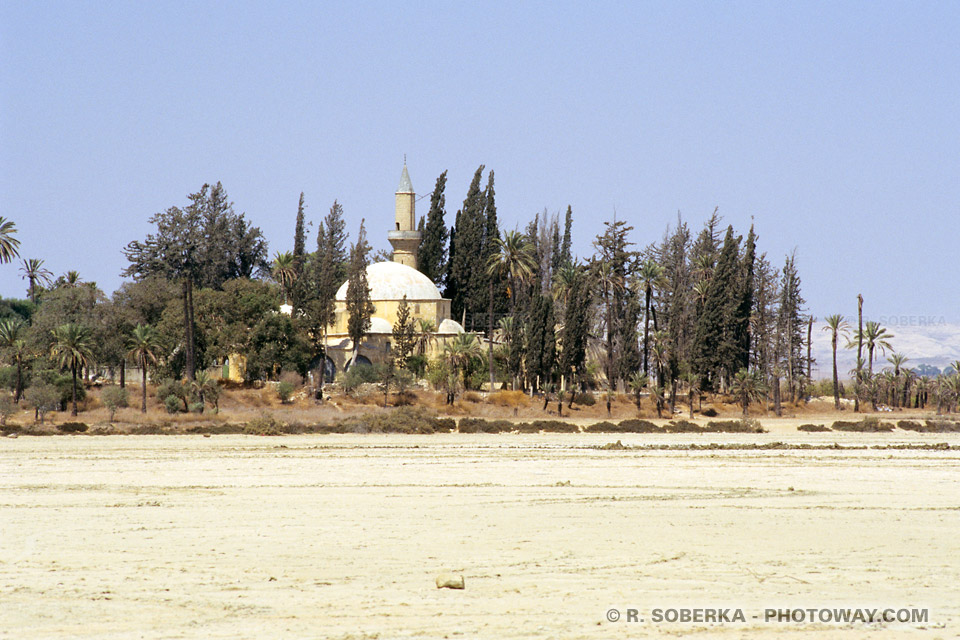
1, 432, 958, 639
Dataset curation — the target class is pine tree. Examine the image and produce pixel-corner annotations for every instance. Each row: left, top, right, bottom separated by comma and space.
345, 220, 374, 367
777, 252, 806, 402
418, 170, 448, 285
391, 295, 416, 370
291, 192, 307, 312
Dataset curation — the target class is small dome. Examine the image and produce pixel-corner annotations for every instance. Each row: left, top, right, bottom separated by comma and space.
437, 318, 464, 334
335, 261, 442, 301
368, 317, 393, 334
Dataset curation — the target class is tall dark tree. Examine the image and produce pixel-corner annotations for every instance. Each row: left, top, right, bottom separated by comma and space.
304, 200, 349, 357
593, 217, 634, 392
291, 192, 307, 312
732, 225, 756, 374
692, 226, 741, 390
345, 220, 374, 367
559, 263, 590, 395
417, 171, 448, 285
525, 294, 556, 392
446, 166, 487, 323
558, 205, 573, 268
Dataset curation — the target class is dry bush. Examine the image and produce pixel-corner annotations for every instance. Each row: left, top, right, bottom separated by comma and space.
662, 419, 703, 433
488, 390, 529, 408
463, 391, 483, 403
831, 418, 894, 432
457, 417, 513, 433
704, 419, 766, 433
799, 423, 831, 432
585, 419, 658, 433
57, 422, 89, 433
516, 420, 579, 433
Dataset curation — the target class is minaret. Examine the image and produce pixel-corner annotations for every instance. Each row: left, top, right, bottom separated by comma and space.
388, 160, 421, 269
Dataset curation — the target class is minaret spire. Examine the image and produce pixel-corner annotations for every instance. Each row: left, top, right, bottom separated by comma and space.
389, 159, 421, 269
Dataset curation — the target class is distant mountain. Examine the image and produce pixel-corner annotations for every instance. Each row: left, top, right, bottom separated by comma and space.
810, 321, 960, 379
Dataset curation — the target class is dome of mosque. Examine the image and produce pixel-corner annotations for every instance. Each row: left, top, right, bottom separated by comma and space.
368, 317, 393, 334
335, 261, 442, 302
437, 318, 465, 334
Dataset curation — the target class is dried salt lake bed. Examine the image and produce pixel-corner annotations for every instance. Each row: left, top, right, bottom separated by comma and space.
1, 432, 958, 639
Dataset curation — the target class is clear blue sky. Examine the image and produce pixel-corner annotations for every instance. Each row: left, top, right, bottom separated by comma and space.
2, 1, 958, 325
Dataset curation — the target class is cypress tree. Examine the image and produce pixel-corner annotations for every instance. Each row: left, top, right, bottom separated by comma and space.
560, 264, 590, 392
345, 219, 373, 367
559, 205, 573, 267
392, 295, 416, 370
692, 226, 740, 390
525, 293, 556, 391
733, 225, 756, 374
291, 192, 307, 312
418, 171, 448, 285
446, 166, 486, 322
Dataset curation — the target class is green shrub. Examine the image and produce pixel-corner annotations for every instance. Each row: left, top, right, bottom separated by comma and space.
189, 402, 205, 414
340, 364, 378, 395
277, 381, 295, 403
164, 395, 183, 414
101, 386, 129, 421
24, 383, 60, 424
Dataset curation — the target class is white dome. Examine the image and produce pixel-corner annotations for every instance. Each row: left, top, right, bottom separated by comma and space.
335, 261, 441, 302
368, 317, 393, 334
437, 318, 464, 334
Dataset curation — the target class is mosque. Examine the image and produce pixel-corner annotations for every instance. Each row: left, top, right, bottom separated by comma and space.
321, 162, 465, 375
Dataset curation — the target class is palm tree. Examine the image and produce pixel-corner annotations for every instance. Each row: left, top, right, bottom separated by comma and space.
628, 371, 649, 415
636, 258, 665, 375
552, 263, 580, 307
822, 314, 849, 410
19, 258, 53, 303
0, 217, 21, 263
51, 324, 94, 416
650, 331, 670, 419
594, 259, 625, 412
487, 231, 537, 391
415, 318, 437, 356
863, 321, 893, 378
60, 270, 82, 287
126, 324, 161, 413
887, 353, 909, 408
915, 376, 931, 409
731, 368, 766, 417
191, 370, 218, 412
272, 251, 297, 305
0, 319, 26, 402
443, 332, 481, 399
